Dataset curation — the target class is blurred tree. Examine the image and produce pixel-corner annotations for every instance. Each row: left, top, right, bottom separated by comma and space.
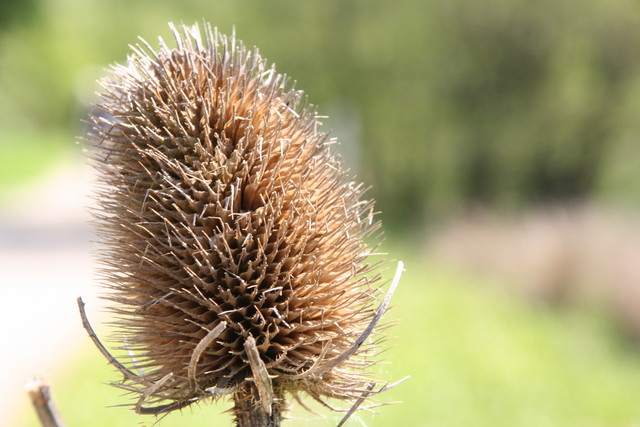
352, 0, 640, 225
2, 0, 640, 228
0, 0, 39, 30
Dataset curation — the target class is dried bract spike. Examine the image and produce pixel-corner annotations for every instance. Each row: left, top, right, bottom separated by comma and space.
85, 21, 392, 423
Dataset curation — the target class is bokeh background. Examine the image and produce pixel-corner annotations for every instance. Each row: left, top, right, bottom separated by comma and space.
3, 0, 640, 425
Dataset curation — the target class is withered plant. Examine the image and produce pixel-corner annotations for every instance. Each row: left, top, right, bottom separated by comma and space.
80, 22, 403, 426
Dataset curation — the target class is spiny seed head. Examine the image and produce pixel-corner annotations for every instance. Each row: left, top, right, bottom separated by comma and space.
87, 22, 387, 417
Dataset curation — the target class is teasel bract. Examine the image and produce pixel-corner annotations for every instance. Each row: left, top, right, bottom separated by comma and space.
82, 22, 402, 425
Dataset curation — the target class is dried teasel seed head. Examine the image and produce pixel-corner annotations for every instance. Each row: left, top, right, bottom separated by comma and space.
85, 22, 395, 423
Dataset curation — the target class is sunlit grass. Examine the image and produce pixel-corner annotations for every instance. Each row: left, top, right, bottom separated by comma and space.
18, 340, 235, 426
380, 248, 640, 427
18, 247, 640, 426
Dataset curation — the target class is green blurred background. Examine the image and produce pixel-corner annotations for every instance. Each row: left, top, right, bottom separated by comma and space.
4, 0, 640, 222
4, 0, 640, 425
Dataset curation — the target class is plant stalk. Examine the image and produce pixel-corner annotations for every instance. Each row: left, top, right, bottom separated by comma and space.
233, 384, 282, 427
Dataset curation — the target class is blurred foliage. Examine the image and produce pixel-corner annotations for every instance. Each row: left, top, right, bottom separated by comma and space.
0, 0, 39, 30
2, 0, 640, 227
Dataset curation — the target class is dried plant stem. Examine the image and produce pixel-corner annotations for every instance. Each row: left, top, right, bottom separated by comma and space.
244, 336, 274, 415
233, 383, 283, 427
188, 322, 228, 390
336, 382, 377, 427
316, 261, 404, 376
26, 378, 66, 427
77, 297, 140, 383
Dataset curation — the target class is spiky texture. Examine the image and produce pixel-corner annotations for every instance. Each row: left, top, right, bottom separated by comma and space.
87, 22, 384, 419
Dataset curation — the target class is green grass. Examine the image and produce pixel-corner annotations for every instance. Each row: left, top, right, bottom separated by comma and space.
380, 255, 640, 427
17, 248, 640, 426
0, 129, 75, 201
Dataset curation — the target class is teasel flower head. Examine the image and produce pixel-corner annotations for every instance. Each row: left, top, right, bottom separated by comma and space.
82, 21, 402, 425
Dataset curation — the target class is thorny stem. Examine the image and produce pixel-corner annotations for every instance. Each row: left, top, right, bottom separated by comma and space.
233, 384, 283, 427
77, 297, 140, 383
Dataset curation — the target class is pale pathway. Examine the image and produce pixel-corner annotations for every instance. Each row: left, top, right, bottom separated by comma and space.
0, 156, 103, 424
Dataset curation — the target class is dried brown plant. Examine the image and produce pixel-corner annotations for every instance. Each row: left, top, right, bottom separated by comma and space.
82, 22, 402, 425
